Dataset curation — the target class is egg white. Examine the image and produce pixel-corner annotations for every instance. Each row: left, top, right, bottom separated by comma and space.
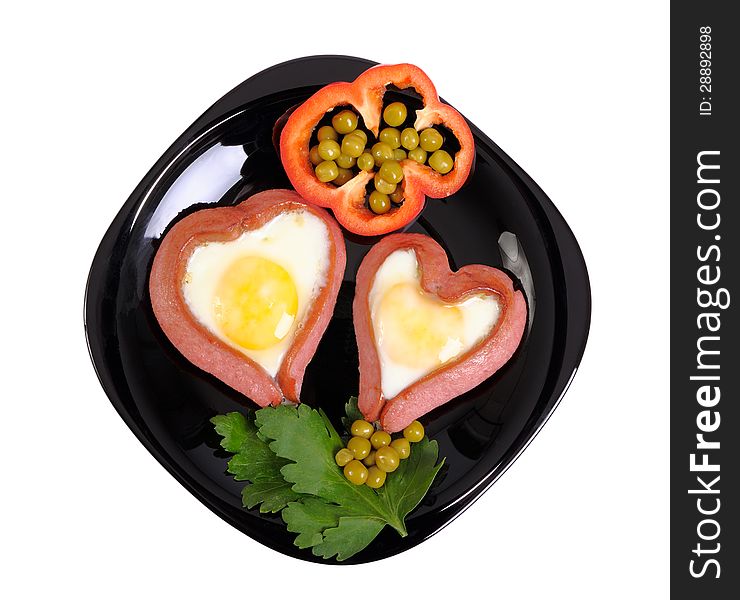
182, 209, 331, 377
369, 249, 500, 399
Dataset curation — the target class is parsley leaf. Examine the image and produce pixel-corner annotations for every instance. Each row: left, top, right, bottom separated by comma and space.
256, 405, 400, 530
282, 498, 342, 549
211, 412, 302, 513
211, 412, 250, 453
312, 515, 386, 561
341, 395, 363, 433
378, 436, 444, 521
213, 403, 444, 561
241, 481, 299, 513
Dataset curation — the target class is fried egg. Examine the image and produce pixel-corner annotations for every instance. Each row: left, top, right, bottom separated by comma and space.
182, 209, 331, 377
369, 249, 500, 399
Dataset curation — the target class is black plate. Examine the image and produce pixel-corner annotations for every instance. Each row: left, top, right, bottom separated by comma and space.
84, 55, 590, 564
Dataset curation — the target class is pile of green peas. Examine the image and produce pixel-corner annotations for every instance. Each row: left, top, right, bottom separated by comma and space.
309, 101, 455, 216
334, 419, 425, 488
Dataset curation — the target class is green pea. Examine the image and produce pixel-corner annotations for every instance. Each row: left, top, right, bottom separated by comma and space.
334, 167, 354, 186
344, 460, 368, 485
332, 110, 358, 134
393, 149, 407, 161
370, 430, 392, 449
389, 188, 404, 204
336, 153, 356, 169
379, 159, 403, 184
335, 448, 354, 467
347, 436, 372, 460
401, 127, 419, 150
390, 438, 411, 459
309, 145, 322, 166
374, 173, 397, 195
357, 152, 375, 171
341, 133, 365, 158
317, 125, 338, 142
363, 450, 377, 467
351, 420, 374, 439
429, 149, 454, 174
408, 147, 427, 164
379, 127, 401, 149
318, 139, 341, 161
375, 446, 400, 473
366, 466, 386, 488
315, 160, 338, 182
371, 142, 394, 167
369, 190, 391, 214
419, 128, 443, 152
351, 129, 368, 144
383, 101, 407, 127
403, 420, 425, 443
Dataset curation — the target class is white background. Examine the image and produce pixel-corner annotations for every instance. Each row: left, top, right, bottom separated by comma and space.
1, 1, 668, 598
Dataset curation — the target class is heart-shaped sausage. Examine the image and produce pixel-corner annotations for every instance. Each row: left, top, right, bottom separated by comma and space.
149, 189, 346, 407
279, 63, 475, 236
353, 233, 527, 432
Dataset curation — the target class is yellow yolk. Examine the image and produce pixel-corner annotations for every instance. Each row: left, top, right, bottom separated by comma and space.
213, 256, 298, 350
182, 209, 332, 378
375, 282, 466, 369
368, 249, 501, 399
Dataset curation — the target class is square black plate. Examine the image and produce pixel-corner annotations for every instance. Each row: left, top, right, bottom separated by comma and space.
84, 55, 590, 564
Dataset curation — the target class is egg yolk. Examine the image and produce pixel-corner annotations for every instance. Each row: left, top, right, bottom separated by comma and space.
375, 282, 465, 369
213, 256, 298, 350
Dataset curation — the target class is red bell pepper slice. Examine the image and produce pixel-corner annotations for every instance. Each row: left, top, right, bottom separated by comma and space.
279, 64, 475, 236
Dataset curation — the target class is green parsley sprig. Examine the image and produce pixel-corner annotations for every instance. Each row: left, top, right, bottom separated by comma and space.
211, 399, 444, 561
